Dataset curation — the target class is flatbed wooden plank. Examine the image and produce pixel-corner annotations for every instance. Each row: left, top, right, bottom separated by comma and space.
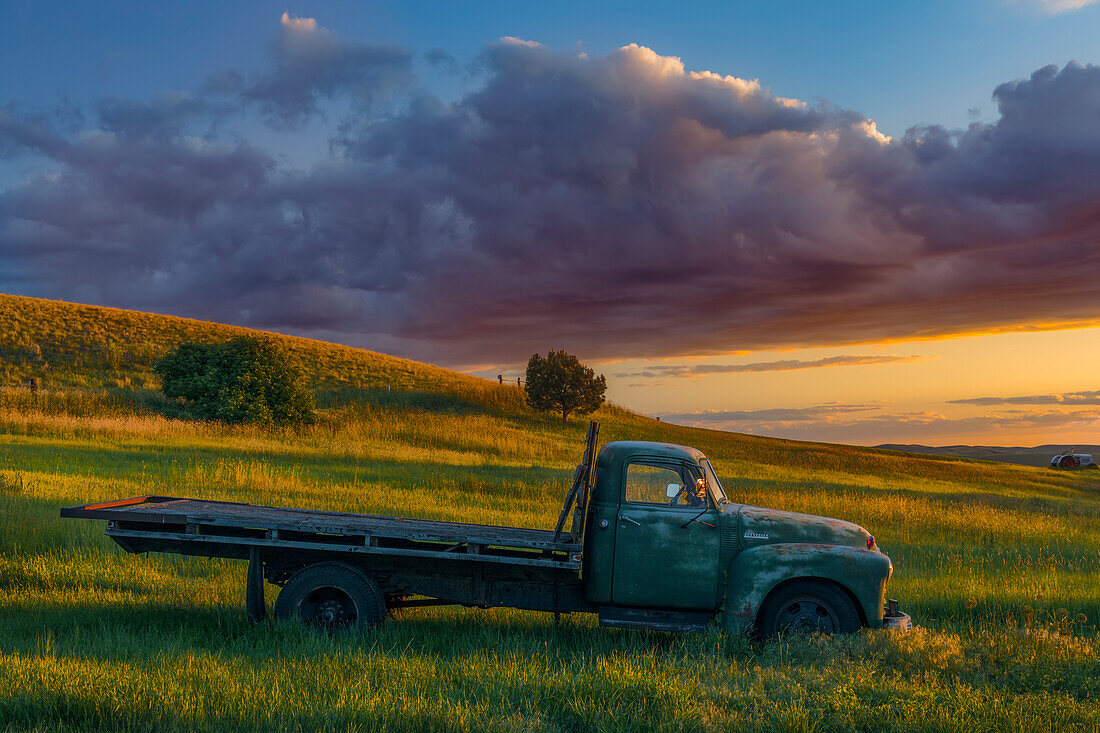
63, 496, 581, 551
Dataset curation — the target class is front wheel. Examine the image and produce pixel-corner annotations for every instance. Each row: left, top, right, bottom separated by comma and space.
757, 580, 860, 638
273, 562, 386, 631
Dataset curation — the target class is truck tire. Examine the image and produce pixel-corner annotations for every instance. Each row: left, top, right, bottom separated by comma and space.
273, 562, 386, 631
757, 580, 860, 638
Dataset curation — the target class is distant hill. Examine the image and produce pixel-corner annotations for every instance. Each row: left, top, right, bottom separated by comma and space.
875, 443, 1100, 467
0, 293, 524, 413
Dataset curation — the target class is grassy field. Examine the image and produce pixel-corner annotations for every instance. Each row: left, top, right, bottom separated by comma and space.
2, 296, 1099, 731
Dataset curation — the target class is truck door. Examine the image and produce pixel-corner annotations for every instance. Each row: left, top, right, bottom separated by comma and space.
611, 460, 720, 610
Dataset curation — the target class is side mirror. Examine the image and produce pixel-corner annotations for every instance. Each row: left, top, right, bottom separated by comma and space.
665, 483, 682, 499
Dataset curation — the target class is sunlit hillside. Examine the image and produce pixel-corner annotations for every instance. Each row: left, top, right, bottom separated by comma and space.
1, 295, 1098, 731
0, 293, 525, 412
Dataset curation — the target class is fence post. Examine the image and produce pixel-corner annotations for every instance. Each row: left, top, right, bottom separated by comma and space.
498, 375, 503, 384
29, 378, 38, 394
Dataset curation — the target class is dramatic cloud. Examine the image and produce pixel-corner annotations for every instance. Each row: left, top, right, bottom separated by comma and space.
617, 354, 931, 378
204, 14, 414, 126
949, 389, 1100, 406
92, 92, 231, 142
4, 27, 1100, 366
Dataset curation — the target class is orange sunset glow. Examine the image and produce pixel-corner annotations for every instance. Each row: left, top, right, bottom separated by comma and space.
593, 327, 1100, 445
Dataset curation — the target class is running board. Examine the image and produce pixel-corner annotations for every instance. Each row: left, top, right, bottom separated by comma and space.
598, 606, 713, 633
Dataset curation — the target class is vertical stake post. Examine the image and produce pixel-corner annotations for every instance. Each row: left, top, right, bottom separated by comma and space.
246, 546, 266, 623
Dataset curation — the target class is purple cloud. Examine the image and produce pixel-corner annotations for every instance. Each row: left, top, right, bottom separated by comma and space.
4, 32, 1100, 367
949, 389, 1100, 406
205, 13, 415, 127
616, 354, 932, 379
662, 404, 882, 424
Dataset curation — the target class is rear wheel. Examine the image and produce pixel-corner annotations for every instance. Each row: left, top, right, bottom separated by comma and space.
273, 563, 386, 631
1061, 456, 1077, 469
758, 580, 860, 638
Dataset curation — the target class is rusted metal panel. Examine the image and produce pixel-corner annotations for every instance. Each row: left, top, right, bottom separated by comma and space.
713, 501, 890, 633
719, 542, 891, 634
737, 505, 871, 548
609, 501, 720, 610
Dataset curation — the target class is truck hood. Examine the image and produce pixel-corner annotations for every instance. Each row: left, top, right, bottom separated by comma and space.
736, 505, 871, 550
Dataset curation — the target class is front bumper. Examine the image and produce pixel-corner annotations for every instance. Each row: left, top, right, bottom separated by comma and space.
882, 598, 913, 632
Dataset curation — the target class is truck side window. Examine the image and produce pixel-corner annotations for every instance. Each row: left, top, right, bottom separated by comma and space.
624, 463, 687, 505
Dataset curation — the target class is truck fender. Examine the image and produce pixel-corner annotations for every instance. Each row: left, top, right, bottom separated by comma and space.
720, 543, 891, 635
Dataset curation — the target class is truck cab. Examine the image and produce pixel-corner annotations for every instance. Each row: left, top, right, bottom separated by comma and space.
581, 441, 908, 635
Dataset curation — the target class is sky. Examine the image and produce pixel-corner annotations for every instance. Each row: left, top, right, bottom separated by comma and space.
3, 0, 1100, 446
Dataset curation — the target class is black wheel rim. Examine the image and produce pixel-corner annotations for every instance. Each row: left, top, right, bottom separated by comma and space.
298, 586, 359, 628
776, 597, 839, 634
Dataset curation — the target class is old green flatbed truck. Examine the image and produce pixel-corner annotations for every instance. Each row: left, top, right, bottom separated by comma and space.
62, 423, 911, 635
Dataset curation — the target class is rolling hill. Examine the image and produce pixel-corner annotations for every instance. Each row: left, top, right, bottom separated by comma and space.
1, 294, 1098, 731
0, 293, 518, 410
877, 443, 1100, 468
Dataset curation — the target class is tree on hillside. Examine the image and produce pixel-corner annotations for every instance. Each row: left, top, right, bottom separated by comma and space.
524, 350, 606, 424
155, 337, 315, 425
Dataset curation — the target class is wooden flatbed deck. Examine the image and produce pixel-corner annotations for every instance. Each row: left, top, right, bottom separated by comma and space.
61, 496, 582, 571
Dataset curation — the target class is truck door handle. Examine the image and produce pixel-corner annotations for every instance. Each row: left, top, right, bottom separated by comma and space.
620, 515, 641, 526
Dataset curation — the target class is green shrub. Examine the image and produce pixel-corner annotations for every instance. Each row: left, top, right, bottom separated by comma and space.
154, 337, 315, 425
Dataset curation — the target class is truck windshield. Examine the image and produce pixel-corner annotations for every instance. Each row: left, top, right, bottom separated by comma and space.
700, 458, 727, 504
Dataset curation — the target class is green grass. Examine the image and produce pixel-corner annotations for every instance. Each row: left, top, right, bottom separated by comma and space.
1, 296, 1099, 731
